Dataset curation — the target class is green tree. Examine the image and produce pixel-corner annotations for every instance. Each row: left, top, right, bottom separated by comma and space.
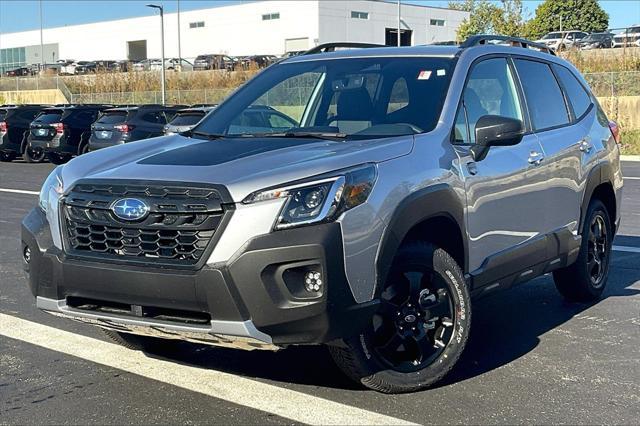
449, 0, 526, 41
524, 0, 609, 40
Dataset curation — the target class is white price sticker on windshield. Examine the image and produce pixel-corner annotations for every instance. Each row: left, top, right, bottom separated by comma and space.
418, 70, 432, 80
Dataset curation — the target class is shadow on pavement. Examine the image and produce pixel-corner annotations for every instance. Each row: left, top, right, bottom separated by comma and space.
143, 253, 640, 392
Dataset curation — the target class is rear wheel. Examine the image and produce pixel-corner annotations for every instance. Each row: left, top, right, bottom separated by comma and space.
101, 329, 176, 353
329, 242, 471, 393
0, 151, 16, 162
46, 152, 72, 165
553, 199, 612, 302
22, 145, 46, 163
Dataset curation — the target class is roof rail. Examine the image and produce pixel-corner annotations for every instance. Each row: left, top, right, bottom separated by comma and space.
461, 35, 556, 56
304, 42, 386, 55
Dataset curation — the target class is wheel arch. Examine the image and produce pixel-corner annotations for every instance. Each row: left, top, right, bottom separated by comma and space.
580, 161, 617, 233
375, 184, 467, 296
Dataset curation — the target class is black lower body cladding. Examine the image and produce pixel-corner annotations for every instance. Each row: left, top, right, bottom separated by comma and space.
29, 136, 75, 156
22, 207, 377, 345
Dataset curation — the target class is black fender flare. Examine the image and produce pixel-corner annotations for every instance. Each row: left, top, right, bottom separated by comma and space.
579, 161, 615, 231
78, 132, 90, 155
375, 183, 468, 296
20, 130, 30, 154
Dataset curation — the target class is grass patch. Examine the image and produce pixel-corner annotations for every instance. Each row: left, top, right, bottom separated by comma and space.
620, 129, 640, 155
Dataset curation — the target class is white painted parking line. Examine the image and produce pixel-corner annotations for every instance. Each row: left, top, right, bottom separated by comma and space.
0, 188, 39, 196
624, 177, 640, 180
0, 313, 415, 426
613, 245, 640, 254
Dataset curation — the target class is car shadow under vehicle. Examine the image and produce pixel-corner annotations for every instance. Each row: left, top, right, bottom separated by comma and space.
138, 252, 640, 392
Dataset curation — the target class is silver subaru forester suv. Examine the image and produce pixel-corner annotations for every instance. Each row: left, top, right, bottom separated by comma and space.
23, 36, 623, 393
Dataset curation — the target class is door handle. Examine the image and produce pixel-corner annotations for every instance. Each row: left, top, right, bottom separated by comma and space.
578, 139, 593, 153
528, 151, 544, 165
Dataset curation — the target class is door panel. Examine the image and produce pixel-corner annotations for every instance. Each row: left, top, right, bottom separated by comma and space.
462, 135, 548, 274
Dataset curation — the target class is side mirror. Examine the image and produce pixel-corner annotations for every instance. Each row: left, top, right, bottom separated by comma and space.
470, 115, 525, 161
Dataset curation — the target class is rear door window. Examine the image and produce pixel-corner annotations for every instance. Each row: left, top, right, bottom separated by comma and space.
552, 64, 592, 120
513, 59, 570, 131
141, 111, 165, 124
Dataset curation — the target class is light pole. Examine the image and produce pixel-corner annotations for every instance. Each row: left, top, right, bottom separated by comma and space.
397, 0, 401, 47
177, 0, 182, 69
39, 0, 44, 71
146, 4, 166, 105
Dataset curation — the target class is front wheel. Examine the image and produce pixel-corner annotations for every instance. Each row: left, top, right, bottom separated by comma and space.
329, 242, 471, 393
553, 199, 612, 302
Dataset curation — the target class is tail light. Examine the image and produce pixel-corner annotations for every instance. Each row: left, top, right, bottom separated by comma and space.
0, 121, 7, 133
608, 120, 620, 144
115, 124, 133, 133
53, 123, 65, 134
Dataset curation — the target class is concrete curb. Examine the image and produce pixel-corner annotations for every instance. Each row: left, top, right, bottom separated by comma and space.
621, 155, 640, 162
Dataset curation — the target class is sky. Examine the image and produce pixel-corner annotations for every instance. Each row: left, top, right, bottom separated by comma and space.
0, 0, 638, 34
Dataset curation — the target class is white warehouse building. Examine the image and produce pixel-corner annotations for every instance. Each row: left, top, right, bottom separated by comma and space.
0, 0, 468, 71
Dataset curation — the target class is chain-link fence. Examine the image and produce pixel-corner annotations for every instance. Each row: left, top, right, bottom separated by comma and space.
68, 88, 235, 105
583, 71, 640, 97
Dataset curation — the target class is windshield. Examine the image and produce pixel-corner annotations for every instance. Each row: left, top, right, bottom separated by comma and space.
194, 56, 454, 139
543, 32, 563, 39
96, 111, 128, 124
170, 112, 206, 126
34, 111, 63, 123
584, 33, 606, 41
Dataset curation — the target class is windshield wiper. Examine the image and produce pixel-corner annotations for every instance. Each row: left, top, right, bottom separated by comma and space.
256, 131, 348, 140
183, 130, 227, 140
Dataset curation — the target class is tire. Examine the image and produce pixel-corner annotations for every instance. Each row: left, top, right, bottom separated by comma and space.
22, 133, 46, 163
0, 151, 16, 162
553, 199, 612, 302
329, 242, 471, 394
46, 152, 71, 165
101, 329, 175, 352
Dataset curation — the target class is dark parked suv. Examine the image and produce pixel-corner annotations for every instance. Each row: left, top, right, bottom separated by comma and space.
88, 105, 185, 151
28, 104, 112, 164
0, 104, 50, 162
23, 37, 622, 393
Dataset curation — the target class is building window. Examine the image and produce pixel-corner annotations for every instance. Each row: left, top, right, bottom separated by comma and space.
351, 11, 369, 20
430, 19, 445, 26
189, 21, 205, 29
262, 12, 280, 21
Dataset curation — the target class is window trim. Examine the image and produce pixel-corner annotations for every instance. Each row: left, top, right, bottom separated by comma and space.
430, 19, 446, 27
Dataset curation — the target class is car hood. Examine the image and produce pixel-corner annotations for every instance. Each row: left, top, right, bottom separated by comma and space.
60, 133, 414, 202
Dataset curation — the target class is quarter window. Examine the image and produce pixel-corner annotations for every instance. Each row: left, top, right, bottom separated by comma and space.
457, 58, 523, 144
552, 64, 592, 120
513, 59, 570, 131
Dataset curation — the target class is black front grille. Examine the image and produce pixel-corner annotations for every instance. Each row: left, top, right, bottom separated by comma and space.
62, 181, 230, 267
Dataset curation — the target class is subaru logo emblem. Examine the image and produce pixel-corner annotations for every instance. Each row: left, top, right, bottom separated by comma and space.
111, 198, 149, 221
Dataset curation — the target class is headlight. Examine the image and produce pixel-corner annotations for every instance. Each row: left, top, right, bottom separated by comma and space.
243, 164, 377, 230
39, 166, 64, 212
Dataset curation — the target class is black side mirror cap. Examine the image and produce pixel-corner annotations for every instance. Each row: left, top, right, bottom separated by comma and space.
471, 115, 525, 161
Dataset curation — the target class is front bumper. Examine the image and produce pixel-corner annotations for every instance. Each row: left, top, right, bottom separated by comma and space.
22, 207, 376, 348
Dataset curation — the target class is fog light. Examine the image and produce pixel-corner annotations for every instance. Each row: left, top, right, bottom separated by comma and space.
304, 271, 323, 292
23, 246, 32, 264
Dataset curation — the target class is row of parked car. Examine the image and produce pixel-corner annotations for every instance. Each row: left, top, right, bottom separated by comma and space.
535, 26, 640, 50
0, 103, 216, 164
4, 53, 287, 77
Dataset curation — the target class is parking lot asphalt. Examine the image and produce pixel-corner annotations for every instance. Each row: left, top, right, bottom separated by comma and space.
1, 159, 639, 424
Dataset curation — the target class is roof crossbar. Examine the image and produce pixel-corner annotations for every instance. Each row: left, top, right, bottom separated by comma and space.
304, 42, 386, 55
461, 35, 556, 56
